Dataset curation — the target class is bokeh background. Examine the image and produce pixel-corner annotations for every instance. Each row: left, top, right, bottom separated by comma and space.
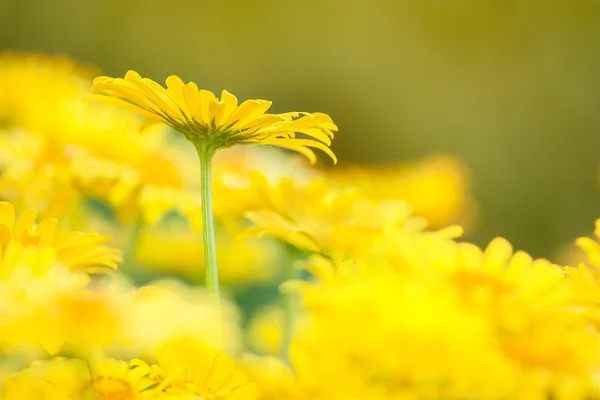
2, 0, 600, 258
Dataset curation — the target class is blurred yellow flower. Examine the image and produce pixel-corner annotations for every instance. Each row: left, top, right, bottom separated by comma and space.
0, 356, 155, 400
89, 71, 338, 163
564, 219, 600, 322
263, 234, 600, 399
246, 305, 284, 356
0, 201, 120, 274
575, 219, 600, 271
124, 283, 242, 355
0, 248, 93, 354
326, 154, 475, 228
247, 270, 505, 399
245, 176, 427, 258
0, 53, 196, 225
0, 52, 96, 129
1, 271, 241, 357
145, 338, 255, 399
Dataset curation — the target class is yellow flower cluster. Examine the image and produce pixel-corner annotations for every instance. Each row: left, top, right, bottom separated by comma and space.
5, 52, 600, 400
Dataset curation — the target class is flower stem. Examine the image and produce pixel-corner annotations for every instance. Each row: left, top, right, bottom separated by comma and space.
197, 144, 219, 300
279, 247, 303, 362
123, 218, 143, 270
279, 285, 297, 362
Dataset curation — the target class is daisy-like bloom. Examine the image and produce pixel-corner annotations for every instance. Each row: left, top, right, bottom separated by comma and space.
140, 338, 255, 399
325, 154, 475, 228
564, 219, 600, 323
257, 234, 600, 399
89, 71, 338, 164
0, 202, 120, 274
0, 53, 196, 224
0, 207, 122, 354
89, 70, 338, 298
0, 52, 96, 128
245, 176, 428, 259
244, 266, 505, 400
123, 284, 242, 355
402, 236, 600, 398
0, 356, 157, 399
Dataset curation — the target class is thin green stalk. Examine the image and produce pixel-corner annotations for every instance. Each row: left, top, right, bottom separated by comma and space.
123, 218, 143, 270
279, 249, 303, 362
279, 286, 298, 362
197, 144, 219, 300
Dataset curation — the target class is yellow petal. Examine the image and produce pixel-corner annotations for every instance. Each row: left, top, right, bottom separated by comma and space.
35, 218, 58, 247
14, 209, 37, 243
218, 89, 239, 125
166, 75, 192, 119
0, 202, 15, 233
483, 237, 513, 271
139, 118, 164, 133
259, 138, 337, 164
227, 99, 272, 129
198, 89, 217, 124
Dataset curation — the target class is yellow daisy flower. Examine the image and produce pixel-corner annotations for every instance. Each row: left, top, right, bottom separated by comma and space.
575, 218, 600, 271
564, 219, 600, 322
0, 52, 196, 225
145, 338, 254, 399
90, 70, 338, 297
0, 52, 96, 129
245, 176, 427, 259
123, 284, 241, 355
325, 154, 475, 228
89, 71, 338, 164
273, 234, 600, 399
0, 202, 120, 274
0, 356, 155, 400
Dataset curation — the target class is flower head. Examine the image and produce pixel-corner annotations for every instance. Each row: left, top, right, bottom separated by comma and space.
0, 356, 155, 400
143, 338, 254, 399
89, 71, 338, 163
325, 155, 475, 228
0, 202, 120, 274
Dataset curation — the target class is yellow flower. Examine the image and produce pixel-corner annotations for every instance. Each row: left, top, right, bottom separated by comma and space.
124, 284, 241, 355
246, 305, 285, 356
0, 52, 196, 224
145, 338, 255, 399
64, 105, 195, 224
564, 219, 600, 322
266, 234, 600, 399
0, 202, 120, 274
245, 176, 427, 258
89, 71, 338, 163
0, 356, 156, 400
0, 52, 96, 129
209, 146, 318, 219
0, 247, 90, 354
575, 218, 600, 271
247, 269, 505, 399
0, 202, 121, 354
326, 154, 475, 228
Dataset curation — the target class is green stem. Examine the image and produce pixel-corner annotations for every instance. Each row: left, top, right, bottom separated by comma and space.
197, 144, 219, 300
279, 249, 303, 362
123, 218, 143, 270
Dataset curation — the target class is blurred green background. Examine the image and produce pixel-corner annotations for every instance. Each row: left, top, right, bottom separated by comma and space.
2, 0, 600, 258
